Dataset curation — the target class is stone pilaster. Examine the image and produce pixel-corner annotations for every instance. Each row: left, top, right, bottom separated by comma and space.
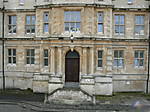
57, 46, 62, 76
50, 47, 55, 75
82, 47, 88, 75
90, 47, 94, 75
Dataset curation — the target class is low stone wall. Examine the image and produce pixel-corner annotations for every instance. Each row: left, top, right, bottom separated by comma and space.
94, 75, 113, 96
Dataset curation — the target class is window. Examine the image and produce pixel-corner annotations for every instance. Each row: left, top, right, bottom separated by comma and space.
25, 15, 35, 34
8, 16, 17, 34
114, 15, 125, 35
98, 50, 103, 67
26, 49, 35, 64
114, 50, 124, 67
19, 0, 24, 5
128, 0, 133, 4
97, 12, 103, 33
8, 49, 16, 64
135, 15, 144, 35
43, 12, 49, 33
44, 49, 48, 66
134, 50, 144, 67
64, 11, 81, 32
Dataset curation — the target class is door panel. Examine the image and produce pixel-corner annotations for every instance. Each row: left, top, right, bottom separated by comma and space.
65, 58, 79, 82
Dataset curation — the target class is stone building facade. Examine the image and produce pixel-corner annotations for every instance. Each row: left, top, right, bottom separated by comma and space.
0, 0, 149, 102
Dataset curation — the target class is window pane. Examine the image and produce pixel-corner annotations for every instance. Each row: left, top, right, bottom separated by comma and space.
8, 49, 11, 56
119, 59, 123, 67
119, 26, 124, 34
134, 59, 139, 66
115, 26, 119, 34
26, 16, 30, 25
31, 57, 34, 64
44, 24, 49, 33
13, 57, 16, 64
8, 57, 12, 63
12, 16, 17, 25
120, 15, 124, 25
140, 51, 144, 58
12, 26, 17, 33
98, 60, 102, 67
31, 49, 35, 56
27, 57, 30, 64
119, 51, 123, 58
98, 51, 103, 58
64, 11, 70, 21
76, 23, 80, 31
98, 12, 103, 23
13, 49, 16, 56
44, 59, 48, 66
65, 23, 69, 31
31, 16, 36, 24
139, 59, 144, 66
135, 51, 138, 58
98, 24, 103, 32
114, 59, 118, 66
115, 15, 119, 25
44, 12, 49, 22
31, 26, 35, 33
27, 49, 30, 56
44, 49, 48, 57
26, 26, 31, 33
114, 51, 118, 58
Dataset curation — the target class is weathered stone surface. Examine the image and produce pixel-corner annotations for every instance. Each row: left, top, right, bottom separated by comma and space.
48, 88, 92, 104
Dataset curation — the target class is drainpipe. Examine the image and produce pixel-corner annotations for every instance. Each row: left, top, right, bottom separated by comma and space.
2, 0, 5, 91
146, 7, 150, 94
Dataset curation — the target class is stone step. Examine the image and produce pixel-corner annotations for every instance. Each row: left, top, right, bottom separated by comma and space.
47, 87, 93, 104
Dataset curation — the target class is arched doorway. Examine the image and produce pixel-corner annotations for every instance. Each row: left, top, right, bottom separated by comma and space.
65, 50, 80, 82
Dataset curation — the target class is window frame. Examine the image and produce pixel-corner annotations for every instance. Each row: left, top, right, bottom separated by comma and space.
8, 15, 17, 34
134, 50, 144, 68
97, 50, 103, 68
43, 12, 49, 33
97, 12, 104, 34
43, 49, 49, 67
8, 48, 16, 65
134, 15, 145, 36
64, 11, 81, 32
26, 49, 35, 65
113, 50, 124, 68
25, 15, 36, 34
114, 14, 125, 35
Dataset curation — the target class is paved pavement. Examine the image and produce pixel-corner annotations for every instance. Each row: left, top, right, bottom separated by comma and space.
0, 90, 150, 112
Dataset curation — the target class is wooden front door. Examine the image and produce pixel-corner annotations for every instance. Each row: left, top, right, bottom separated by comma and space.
65, 51, 80, 82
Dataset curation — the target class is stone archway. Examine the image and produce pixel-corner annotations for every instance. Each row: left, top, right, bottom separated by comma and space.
65, 50, 80, 82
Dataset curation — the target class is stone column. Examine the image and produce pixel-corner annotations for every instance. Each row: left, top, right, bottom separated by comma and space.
50, 47, 55, 75
82, 47, 87, 75
90, 47, 94, 74
57, 46, 62, 76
